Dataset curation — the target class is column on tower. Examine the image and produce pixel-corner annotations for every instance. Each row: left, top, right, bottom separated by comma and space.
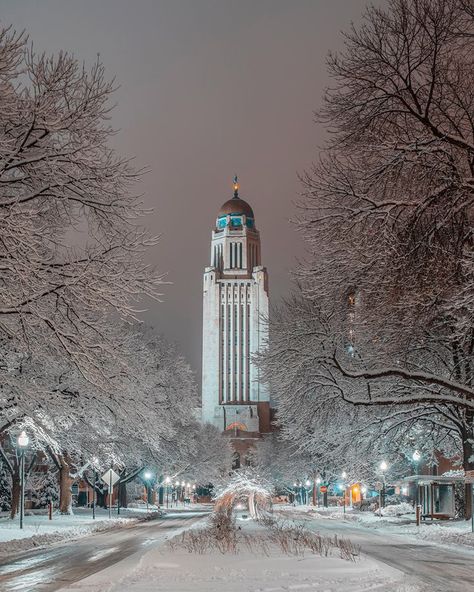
222, 283, 228, 403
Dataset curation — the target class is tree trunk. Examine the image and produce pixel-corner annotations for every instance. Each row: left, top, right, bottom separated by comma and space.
463, 434, 474, 521
97, 490, 107, 508
119, 480, 128, 508
58, 455, 74, 515
9, 470, 20, 519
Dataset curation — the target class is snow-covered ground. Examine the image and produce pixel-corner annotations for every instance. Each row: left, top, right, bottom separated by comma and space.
277, 504, 474, 551
60, 515, 420, 592
0, 508, 151, 556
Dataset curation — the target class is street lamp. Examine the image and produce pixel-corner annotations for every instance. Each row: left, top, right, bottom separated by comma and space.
341, 472, 347, 514
91, 456, 99, 520
305, 479, 311, 505
412, 450, 421, 513
165, 476, 171, 508
379, 461, 388, 517
17, 430, 29, 530
144, 471, 153, 512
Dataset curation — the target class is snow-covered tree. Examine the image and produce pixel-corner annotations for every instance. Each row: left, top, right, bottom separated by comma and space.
259, 291, 464, 484
268, 0, 474, 516
0, 25, 163, 388
31, 468, 59, 508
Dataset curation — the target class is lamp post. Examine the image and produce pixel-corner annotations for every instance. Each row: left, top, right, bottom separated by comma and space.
91, 457, 99, 520
181, 480, 185, 503
305, 479, 311, 506
412, 450, 421, 508
316, 477, 321, 507
165, 476, 171, 508
144, 471, 153, 512
17, 431, 29, 530
379, 461, 388, 517
341, 471, 347, 514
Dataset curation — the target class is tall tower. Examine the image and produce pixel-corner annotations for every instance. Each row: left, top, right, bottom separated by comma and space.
201, 178, 270, 437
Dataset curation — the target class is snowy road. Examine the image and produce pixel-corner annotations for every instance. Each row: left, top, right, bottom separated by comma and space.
294, 513, 474, 591
0, 511, 207, 592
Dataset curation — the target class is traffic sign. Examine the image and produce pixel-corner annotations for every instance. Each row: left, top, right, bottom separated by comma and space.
101, 469, 120, 519
101, 469, 120, 487
320, 486, 328, 493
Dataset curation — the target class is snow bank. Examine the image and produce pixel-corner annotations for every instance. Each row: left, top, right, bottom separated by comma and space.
127, 501, 159, 510
395, 522, 474, 549
0, 513, 137, 557
380, 503, 415, 517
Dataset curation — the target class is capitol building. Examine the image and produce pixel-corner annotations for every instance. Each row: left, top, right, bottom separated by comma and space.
201, 178, 271, 458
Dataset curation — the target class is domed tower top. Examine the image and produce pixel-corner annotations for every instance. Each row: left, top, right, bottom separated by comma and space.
216, 176, 255, 229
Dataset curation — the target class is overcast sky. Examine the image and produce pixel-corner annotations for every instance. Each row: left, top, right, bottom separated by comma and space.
1, 0, 377, 375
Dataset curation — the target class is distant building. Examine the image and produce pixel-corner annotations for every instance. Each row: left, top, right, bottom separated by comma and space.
201, 178, 271, 462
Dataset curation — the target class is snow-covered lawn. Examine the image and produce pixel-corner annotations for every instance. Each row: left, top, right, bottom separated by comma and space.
60, 514, 420, 592
0, 508, 149, 556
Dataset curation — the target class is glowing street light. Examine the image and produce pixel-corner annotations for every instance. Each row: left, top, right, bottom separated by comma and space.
412, 450, 421, 511
17, 431, 29, 530
165, 476, 171, 509
340, 472, 347, 515
379, 461, 388, 516
143, 471, 153, 512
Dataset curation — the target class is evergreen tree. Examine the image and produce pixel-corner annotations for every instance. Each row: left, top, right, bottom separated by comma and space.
32, 470, 59, 508
0, 461, 11, 512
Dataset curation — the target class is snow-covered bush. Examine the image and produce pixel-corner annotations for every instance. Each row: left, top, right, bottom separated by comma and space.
379, 502, 414, 517
214, 470, 273, 520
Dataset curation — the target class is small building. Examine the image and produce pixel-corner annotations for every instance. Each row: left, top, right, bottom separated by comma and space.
402, 474, 465, 520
